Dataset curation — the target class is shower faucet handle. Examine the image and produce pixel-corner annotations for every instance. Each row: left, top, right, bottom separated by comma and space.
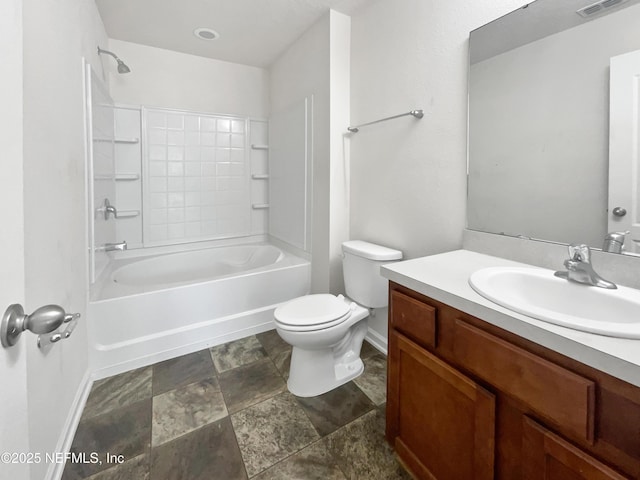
97, 198, 119, 220
104, 198, 118, 220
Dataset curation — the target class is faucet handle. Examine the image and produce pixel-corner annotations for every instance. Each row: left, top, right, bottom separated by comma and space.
568, 244, 590, 262
102, 198, 118, 220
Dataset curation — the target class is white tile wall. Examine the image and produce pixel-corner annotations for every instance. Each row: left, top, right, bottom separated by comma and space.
142, 107, 252, 246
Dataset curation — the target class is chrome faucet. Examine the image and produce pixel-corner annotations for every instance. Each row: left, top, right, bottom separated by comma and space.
103, 241, 127, 252
554, 244, 616, 289
105, 202, 118, 219
602, 231, 628, 254
98, 198, 118, 220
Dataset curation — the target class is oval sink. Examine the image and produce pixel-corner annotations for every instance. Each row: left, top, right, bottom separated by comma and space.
469, 267, 640, 339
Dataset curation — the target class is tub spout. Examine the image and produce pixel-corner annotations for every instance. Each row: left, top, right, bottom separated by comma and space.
103, 241, 127, 252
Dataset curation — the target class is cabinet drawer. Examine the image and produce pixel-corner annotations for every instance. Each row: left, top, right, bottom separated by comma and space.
390, 291, 437, 349
454, 320, 595, 443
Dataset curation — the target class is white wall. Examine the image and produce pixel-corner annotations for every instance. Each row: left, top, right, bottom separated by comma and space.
468, 4, 640, 248
0, 1, 29, 479
22, 0, 108, 478
350, 0, 525, 338
350, 0, 527, 260
269, 97, 312, 251
107, 39, 269, 118
269, 11, 351, 294
270, 14, 331, 292
328, 11, 351, 295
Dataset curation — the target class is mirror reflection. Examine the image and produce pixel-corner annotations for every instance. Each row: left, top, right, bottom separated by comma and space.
467, 0, 640, 254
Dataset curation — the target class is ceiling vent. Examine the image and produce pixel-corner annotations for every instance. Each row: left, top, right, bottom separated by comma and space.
577, 0, 629, 17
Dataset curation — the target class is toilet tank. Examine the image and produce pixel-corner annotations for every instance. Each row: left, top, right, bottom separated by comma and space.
342, 240, 403, 308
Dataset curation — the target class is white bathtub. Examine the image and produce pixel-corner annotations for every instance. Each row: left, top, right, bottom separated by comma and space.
88, 243, 310, 377
112, 244, 285, 288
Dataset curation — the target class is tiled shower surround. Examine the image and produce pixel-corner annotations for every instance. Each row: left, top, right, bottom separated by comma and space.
143, 108, 251, 245
62, 332, 409, 479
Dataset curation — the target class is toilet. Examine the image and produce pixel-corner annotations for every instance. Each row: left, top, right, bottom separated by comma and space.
274, 240, 402, 397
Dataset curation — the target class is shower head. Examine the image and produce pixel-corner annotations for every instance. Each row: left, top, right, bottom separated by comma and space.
97, 47, 131, 74
116, 59, 130, 74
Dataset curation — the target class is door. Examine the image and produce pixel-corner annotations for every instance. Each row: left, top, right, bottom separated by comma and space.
3, 3, 93, 480
0, 1, 30, 479
387, 331, 495, 480
522, 417, 629, 480
608, 49, 640, 254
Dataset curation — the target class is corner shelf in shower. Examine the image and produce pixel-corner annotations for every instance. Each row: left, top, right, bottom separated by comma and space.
251, 144, 269, 150
252, 204, 270, 209
251, 174, 269, 180
93, 173, 140, 181
93, 137, 140, 144
115, 210, 140, 218
93, 174, 114, 181
115, 173, 140, 181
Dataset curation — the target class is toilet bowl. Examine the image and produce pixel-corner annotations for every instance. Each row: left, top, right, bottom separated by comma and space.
274, 240, 402, 397
275, 294, 369, 397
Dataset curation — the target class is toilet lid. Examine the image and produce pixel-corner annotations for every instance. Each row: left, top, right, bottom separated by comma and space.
275, 294, 351, 327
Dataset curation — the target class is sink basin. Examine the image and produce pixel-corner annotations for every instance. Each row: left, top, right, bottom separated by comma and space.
469, 267, 640, 339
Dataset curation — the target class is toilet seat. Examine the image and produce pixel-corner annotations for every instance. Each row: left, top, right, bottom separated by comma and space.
275, 294, 355, 332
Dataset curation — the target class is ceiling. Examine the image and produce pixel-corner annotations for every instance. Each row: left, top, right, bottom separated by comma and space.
95, 0, 369, 68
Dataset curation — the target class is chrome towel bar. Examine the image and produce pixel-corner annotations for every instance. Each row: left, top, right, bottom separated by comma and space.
347, 109, 424, 133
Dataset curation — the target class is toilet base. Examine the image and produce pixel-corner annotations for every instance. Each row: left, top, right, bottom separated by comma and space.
287, 348, 365, 397
286, 319, 368, 397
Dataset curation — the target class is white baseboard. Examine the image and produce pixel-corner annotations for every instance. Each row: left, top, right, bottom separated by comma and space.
47, 369, 93, 480
365, 328, 388, 355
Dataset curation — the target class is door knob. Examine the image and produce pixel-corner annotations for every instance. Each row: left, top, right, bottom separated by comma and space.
612, 207, 627, 217
1, 304, 80, 348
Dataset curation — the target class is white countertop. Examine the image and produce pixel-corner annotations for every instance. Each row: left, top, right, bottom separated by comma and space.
381, 249, 640, 387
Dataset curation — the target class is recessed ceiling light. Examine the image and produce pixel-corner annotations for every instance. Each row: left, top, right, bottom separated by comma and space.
193, 28, 220, 41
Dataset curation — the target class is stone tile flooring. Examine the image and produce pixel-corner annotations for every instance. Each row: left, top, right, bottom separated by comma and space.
62, 331, 410, 480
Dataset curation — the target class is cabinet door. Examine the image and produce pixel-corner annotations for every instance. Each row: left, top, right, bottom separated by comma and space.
388, 331, 495, 480
522, 417, 630, 480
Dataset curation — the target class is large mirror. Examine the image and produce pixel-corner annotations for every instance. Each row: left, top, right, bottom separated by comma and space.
468, 0, 640, 255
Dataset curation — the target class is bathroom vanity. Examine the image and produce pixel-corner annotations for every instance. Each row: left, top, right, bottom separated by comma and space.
382, 250, 640, 480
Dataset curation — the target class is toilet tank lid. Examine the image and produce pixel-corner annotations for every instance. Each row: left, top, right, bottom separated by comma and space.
342, 240, 402, 261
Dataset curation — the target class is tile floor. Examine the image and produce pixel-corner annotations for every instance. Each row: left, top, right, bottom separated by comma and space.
62, 331, 411, 480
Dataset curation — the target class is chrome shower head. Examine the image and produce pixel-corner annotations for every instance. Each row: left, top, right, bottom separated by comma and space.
97, 47, 131, 74
116, 59, 130, 74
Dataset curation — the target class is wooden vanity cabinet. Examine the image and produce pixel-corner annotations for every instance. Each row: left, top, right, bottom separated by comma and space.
386, 282, 640, 480
388, 331, 496, 479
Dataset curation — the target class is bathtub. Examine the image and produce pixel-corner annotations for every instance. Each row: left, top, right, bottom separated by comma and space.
88, 243, 310, 377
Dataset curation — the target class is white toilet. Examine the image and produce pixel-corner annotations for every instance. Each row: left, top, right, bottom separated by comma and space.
274, 240, 402, 397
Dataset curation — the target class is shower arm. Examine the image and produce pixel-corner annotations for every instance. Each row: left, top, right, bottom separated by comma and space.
97, 46, 131, 74
97, 46, 118, 60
